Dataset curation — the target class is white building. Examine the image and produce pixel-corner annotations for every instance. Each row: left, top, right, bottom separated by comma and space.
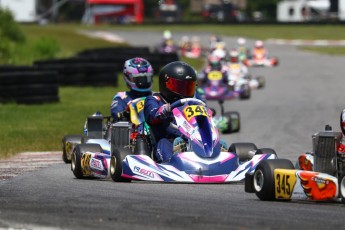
0, 0, 38, 23
277, 0, 345, 22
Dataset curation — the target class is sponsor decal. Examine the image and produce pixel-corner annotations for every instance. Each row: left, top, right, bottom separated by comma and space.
298, 171, 337, 200
134, 166, 154, 178
90, 158, 104, 171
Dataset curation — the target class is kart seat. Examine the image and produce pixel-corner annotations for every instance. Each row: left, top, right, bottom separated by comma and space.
87, 115, 103, 139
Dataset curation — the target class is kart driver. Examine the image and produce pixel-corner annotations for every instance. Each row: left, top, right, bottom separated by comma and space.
228, 49, 249, 76
237, 37, 250, 62
251, 40, 269, 59
144, 61, 197, 162
110, 57, 154, 121
198, 53, 229, 87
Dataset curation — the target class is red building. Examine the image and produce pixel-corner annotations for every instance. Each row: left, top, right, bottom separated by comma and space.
84, 0, 143, 24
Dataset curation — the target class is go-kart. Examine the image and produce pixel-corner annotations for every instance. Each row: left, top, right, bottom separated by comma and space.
110, 98, 277, 183
200, 70, 241, 134
154, 40, 178, 54
61, 113, 112, 164
243, 49, 278, 67
69, 97, 150, 179
245, 124, 345, 203
228, 63, 264, 93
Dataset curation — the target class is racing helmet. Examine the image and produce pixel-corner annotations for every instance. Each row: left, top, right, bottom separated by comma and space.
212, 48, 226, 61
229, 49, 239, 63
163, 30, 172, 40
123, 57, 153, 92
255, 40, 264, 48
208, 54, 222, 70
237, 37, 246, 46
159, 61, 197, 103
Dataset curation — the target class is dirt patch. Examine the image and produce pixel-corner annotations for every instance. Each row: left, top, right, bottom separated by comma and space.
0, 151, 62, 181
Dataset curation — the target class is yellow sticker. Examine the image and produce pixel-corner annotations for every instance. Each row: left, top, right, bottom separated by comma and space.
130, 99, 145, 125
81, 153, 92, 176
135, 100, 145, 113
207, 71, 222, 81
274, 169, 297, 200
183, 105, 208, 121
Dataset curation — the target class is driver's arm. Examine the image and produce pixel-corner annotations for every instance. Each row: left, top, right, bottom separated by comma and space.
144, 96, 167, 125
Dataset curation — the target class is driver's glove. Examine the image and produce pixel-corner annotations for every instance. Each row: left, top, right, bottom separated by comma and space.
155, 103, 171, 119
117, 110, 130, 121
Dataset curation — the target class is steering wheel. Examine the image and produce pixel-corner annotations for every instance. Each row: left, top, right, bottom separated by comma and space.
170, 98, 206, 110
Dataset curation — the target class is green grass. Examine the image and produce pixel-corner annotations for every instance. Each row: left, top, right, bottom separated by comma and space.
0, 57, 202, 159
104, 24, 345, 40
1, 23, 344, 158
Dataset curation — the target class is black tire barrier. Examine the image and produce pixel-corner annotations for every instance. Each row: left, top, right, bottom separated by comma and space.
77, 46, 152, 57
0, 69, 60, 104
34, 61, 119, 86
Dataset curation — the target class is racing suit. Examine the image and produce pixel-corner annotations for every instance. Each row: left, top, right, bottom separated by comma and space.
144, 93, 181, 162
110, 90, 152, 122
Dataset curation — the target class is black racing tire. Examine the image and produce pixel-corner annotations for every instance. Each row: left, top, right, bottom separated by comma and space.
222, 111, 240, 134
62, 134, 83, 163
239, 84, 251, 100
228, 142, 258, 162
255, 76, 265, 89
0, 84, 59, 98
110, 147, 132, 182
71, 143, 102, 179
255, 148, 277, 157
338, 171, 345, 204
253, 159, 294, 201
0, 71, 58, 85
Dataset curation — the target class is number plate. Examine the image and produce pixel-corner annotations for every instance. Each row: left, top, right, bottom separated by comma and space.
274, 169, 297, 200
183, 105, 208, 121
207, 71, 222, 81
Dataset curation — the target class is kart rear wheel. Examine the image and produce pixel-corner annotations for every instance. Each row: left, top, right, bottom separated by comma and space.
222, 111, 240, 134
71, 143, 102, 179
62, 134, 83, 164
338, 172, 345, 203
253, 159, 294, 201
110, 147, 132, 182
228, 143, 257, 162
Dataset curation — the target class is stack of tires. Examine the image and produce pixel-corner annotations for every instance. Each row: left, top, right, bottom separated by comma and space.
34, 57, 120, 86
34, 47, 180, 87
0, 66, 59, 104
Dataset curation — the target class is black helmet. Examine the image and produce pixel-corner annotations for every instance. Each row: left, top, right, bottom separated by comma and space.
159, 61, 197, 103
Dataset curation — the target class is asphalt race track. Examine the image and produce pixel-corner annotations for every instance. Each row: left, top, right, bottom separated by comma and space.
1, 31, 345, 229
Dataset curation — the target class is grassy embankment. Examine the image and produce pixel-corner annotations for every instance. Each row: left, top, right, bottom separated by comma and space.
0, 24, 344, 158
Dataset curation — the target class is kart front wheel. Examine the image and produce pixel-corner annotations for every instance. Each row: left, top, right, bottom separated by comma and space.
71, 143, 102, 179
222, 111, 240, 134
110, 147, 132, 182
62, 134, 83, 163
253, 159, 294, 201
228, 142, 257, 162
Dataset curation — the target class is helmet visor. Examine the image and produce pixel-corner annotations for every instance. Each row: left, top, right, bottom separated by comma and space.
166, 77, 196, 98
133, 75, 152, 89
